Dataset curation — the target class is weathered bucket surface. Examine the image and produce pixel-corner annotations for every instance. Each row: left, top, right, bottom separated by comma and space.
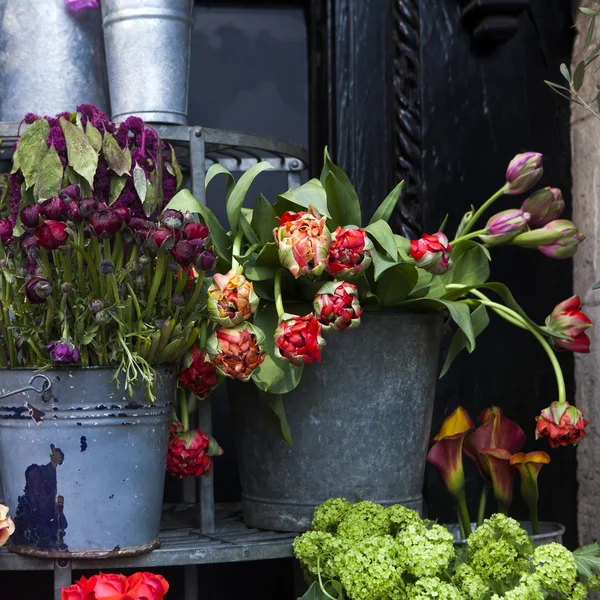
228, 311, 445, 532
101, 0, 194, 124
0, 366, 175, 558
449, 522, 566, 546
0, 0, 109, 121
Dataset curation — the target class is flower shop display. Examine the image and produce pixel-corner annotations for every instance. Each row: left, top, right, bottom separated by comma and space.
167, 148, 588, 532
0, 105, 220, 557
101, 0, 194, 124
61, 571, 169, 600
294, 499, 600, 600
0, 504, 14, 547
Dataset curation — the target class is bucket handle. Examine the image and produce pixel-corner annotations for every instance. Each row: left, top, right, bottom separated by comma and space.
0, 374, 52, 400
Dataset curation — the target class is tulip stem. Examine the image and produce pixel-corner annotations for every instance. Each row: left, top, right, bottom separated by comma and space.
274, 269, 285, 318
231, 230, 244, 271
477, 485, 488, 527
450, 229, 488, 246
459, 185, 508, 236
179, 387, 189, 432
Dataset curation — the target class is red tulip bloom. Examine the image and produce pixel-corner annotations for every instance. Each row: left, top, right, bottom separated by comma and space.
313, 281, 363, 332
409, 232, 452, 274
167, 421, 223, 479
274, 313, 325, 366
180, 346, 221, 399
34, 220, 69, 250
326, 226, 373, 279
545, 296, 592, 353
535, 401, 587, 448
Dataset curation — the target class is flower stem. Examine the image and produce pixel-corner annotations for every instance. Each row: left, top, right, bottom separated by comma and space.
477, 485, 488, 527
274, 269, 285, 318
200, 319, 208, 348
182, 270, 205, 318
450, 229, 488, 246
459, 186, 508, 236
457, 492, 471, 539
231, 230, 244, 271
180, 387, 189, 432
144, 251, 168, 318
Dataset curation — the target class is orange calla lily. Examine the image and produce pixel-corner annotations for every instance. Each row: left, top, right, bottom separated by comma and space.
478, 448, 515, 514
432, 407, 474, 442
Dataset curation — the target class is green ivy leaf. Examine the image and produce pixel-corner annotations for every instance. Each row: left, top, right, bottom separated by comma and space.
102, 132, 132, 177
369, 180, 404, 225
275, 179, 331, 218
13, 118, 50, 188
86, 124, 103, 153
35, 146, 63, 201
109, 173, 128, 205
320, 147, 361, 226
133, 163, 147, 204
60, 117, 98, 188
365, 220, 398, 260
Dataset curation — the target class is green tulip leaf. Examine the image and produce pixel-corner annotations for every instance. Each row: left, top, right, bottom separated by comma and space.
371, 248, 399, 281
244, 265, 277, 281
275, 178, 331, 218
441, 241, 490, 287
365, 220, 398, 260
13, 118, 50, 189
226, 161, 274, 233
60, 118, 99, 188
324, 171, 349, 229
320, 147, 361, 226
255, 242, 281, 269
102, 132, 131, 177
265, 393, 292, 445
35, 146, 63, 202
239, 212, 260, 245
374, 264, 419, 306
205, 163, 235, 198
369, 180, 404, 225
252, 193, 279, 245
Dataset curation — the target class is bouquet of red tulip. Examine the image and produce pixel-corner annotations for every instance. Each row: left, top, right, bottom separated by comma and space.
168, 148, 590, 442
1, 106, 216, 400
61, 571, 168, 600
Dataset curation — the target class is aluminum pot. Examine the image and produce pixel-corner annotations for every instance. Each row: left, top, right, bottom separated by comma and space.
0, 0, 109, 121
449, 521, 566, 546
101, 0, 194, 124
0, 366, 175, 558
228, 310, 445, 532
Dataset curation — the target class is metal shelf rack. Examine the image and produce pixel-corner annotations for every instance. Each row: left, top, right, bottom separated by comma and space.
0, 123, 309, 600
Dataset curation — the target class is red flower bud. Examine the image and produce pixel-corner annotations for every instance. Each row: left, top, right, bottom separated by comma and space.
58, 184, 81, 202
184, 222, 210, 241
505, 152, 543, 195
545, 296, 592, 353
113, 205, 131, 225
326, 226, 373, 279
535, 401, 587, 448
25, 277, 53, 303
409, 232, 452, 274
34, 220, 69, 250
180, 347, 221, 399
170, 240, 196, 266
313, 281, 362, 332
78, 198, 98, 220
67, 201, 82, 223
167, 421, 223, 478
0, 219, 13, 243
90, 209, 123, 239
40, 197, 68, 221
274, 313, 325, 365
151, 227, 173, 249
20, 204, 41, 229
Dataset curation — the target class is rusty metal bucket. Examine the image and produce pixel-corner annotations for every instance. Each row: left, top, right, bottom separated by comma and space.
0, 367, 175, 558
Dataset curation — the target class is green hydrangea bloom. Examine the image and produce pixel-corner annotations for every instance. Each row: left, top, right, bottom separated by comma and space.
571, 582, 588, 600
311, 498, 351, 533
468, 514, 532, 557
588, 573, 600, 592
470, 538, 528, 587
453, 563, 488, 600
397, 522, 454, 577
293, 530, 341, 580
337, 500, 391, 540
531, 543, 578, 596
333, 535, 401, 600
407, 576, 462, 599
495, 575, 544, 600
387, 504, 421, 535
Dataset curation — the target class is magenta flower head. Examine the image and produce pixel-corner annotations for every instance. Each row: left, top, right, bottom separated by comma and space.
40, 197, 68, 222
521, 187, 564, 228
90, 209, 123, 239
196, 249, 217, 272
505, 152, 543, 195
58, 184, 81, 203
479, 209, 530, 246
538, 220, 585, 259
65, 0, 99, 11
151, 227, 175, 250
47, 338, 80, 364
25, 277, 53, 304
0, 219, 13, 243
20, 205, 41, 229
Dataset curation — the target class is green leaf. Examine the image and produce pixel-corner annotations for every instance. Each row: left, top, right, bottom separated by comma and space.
166, 189, 232, 261
585, 17, 596, 51
226, 161, 274, 232
298, 582, 331, 600
60, 117, 98, 188
13, 118, 50, 188
320, 147, 361, 226
369, 180, 404, 225
276, 179, 330, 218
441, 242, 490, 287
205, 163, 235, 198
244, 265, 276, 281
102, 132, 132, 177
133, 163, 147, 204
255, 242, 281, 269
560, 63, 571, 83
374, 264, 418, 306
142, 181, 156, 218
580, 6, 600, 15
574, 543, 600, 580
239, 212, 260, 246
371, 248, 398, 281
35, 146, 63, 201
109, 173, 128, 205
324, 171, 348, 229
170, 144, 183, 190
252, 193, 278, 245
86, 124, 103, 153
573, 60, 586, 92
440, 304, 489, 377
251, 301, 304, 395
365, 220, 398, 260
265, 393, 292, 445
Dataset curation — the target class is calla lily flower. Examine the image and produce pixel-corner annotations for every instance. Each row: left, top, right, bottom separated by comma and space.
478, 448, 515, 514
510, 451, 550, 534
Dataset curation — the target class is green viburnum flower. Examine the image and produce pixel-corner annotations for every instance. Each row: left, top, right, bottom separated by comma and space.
397, 522, 454, 578
468, 514, 534, 557
387, 504, 421, 535
490, 575, 544, 600
333, 535, 401, 600
470, 538, 528, 587
531, 543, 578, 596
336, 500, 391, 540
311, 497, 351, 533
406, 576, 462, 600
453, 563, 488, 600
572, 582, 588, 600
293, 530, 341, 581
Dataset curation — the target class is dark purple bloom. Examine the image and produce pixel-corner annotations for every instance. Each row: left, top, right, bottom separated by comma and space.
47, 338, 80, 364
161, 210, 184, 230
0, 219, 13, 243
93, 158, 110, 203
90, 209, 123, 238
21, 204, 41, 229
47, 126, 66, 152
129, 216, 151, 231
9, 172, 23, 223
59, 185, 81, 202
197, 249, 217, 272
151, 228, 174, 249
67, 201, 82, 223
24, 113, 39, 124
76, 104, 114, 134
40, 197, 68, 221
113, 206, 131, 225
171, 240, 196, 266
79, 198, 98, 220
20, 232, 39, 252
25, 277, 53, 303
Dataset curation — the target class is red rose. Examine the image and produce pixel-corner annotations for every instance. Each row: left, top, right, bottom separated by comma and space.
167, 421, 223, 479
535, 401, 588, 448
274, 313, 325, 366
61, 579, 86, 600
180, 346, 221, 399
82, 573, 131, 599
35, 220, 69, 250
127, 572, 169, 600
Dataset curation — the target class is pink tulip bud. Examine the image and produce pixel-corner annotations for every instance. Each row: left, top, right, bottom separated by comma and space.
479, 209, 530, 246
538, 220, 585, 259
521, 187, 564, 228
545, 296, 592, 353
505, 152, 543, 195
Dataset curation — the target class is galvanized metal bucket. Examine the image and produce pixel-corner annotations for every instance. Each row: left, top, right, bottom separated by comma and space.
101, 0, 194, 124
0, 366, 175, 558
0, 0, 109, 121
228, 311, 445, 532
449, 521, 566, 546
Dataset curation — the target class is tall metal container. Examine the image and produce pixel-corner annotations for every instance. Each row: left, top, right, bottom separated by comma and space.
228, 311, 444, 532
0, 367, 175, 558
0, 0, 109, 121
101, 0, 194, 124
